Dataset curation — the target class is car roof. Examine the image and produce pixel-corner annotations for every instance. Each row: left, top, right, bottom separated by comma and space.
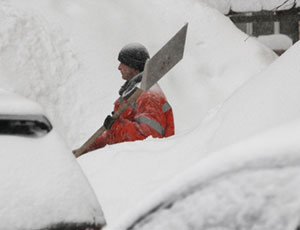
0, 89, 44, 115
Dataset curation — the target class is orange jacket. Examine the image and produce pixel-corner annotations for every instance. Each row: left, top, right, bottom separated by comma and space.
86, 84, 174, 152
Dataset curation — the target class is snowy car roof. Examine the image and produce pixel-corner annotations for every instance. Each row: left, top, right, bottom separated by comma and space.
0, 130, 106, 229
0, 89, 44, 115
201, 0, 300, 14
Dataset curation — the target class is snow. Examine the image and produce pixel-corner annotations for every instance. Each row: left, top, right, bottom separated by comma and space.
108, 119, 300, 230
0, 0, 277, 149
198, 0, 300, 14
0, 89, 43, 114
257, 34, 293, 50
0, 116, 105, 229
0, 0, 299, 229
127, 167, 300, 230
205, 40, 300, 153
120, 43, 149, 53
0, 71, 105, 228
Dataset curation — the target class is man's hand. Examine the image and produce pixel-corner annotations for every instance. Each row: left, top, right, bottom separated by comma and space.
103, 115, 116, 130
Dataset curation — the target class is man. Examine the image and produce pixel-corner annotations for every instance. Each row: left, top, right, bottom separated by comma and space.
85, 43, 174, 152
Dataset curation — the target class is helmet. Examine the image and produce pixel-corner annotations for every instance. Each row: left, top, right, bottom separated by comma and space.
118, 43, 150, 72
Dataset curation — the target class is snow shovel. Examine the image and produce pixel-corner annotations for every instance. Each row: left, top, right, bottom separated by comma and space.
73, 23, 188, 158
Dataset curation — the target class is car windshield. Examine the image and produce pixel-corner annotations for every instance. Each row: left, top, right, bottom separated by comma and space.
0, 114, 52, 137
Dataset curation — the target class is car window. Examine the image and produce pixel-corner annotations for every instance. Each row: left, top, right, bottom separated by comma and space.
0, 114, 52, 137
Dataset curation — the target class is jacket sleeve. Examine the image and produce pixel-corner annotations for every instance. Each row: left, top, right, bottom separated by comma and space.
85, 131, 109, 153
85, 91, 167, 152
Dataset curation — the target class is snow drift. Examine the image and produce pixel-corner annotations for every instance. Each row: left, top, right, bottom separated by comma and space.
205, 40, 300, 153
200, 0, 300, 14
109, 119, 300, 230
72, 0, 277, 224
0, 0, 276, 148
0, 0, 281, 227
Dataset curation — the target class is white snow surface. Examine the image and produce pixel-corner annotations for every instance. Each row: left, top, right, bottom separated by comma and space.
2, 0, 300, 229
199, 0, 300, 14
205, 40, 300, 153
0, 89, 43, 114
109, 119, 300, 230
257, 34, 293, 50
0, 130, 105, 230
0, 0, 277, 149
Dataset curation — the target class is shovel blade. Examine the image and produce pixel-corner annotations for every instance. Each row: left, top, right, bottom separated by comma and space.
141, 23, 188, 91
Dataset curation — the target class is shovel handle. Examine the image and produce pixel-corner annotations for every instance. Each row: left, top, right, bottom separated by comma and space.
73, 88, 144, 158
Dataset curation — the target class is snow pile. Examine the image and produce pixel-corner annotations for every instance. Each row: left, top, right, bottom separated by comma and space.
257, 34, 293, 50
199, 0, 300, 14
0, 0, 277, 148
74, 0, 277, 224
205, 40, 300, 153
198, 0, 230, 14
109, 119, 300, 230
0, 0, 284, 228
0, 2, 80, 145
230, 0, 296, 12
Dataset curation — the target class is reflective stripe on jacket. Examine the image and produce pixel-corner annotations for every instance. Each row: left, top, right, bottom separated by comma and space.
86, 84, 174, 152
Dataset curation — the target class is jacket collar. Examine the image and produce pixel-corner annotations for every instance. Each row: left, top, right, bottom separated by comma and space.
119, 72, 143, 98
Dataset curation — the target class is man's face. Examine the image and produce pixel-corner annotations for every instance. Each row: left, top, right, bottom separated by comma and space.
118, 63, 140, 81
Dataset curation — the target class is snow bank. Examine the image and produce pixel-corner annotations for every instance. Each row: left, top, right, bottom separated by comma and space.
199, 0, 300, 14
0, 0, 278, 226
205, 40, 300, 152
0, 0, 277, 149
0, 1, 81, 146
109, 119, 300, 230
75, 0, 277, 224
257, 34, 293, 51
197, 0, 231, 14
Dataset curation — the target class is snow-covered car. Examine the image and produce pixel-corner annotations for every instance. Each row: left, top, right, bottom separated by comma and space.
0, 90, 106, 230
109, 120, 300, 230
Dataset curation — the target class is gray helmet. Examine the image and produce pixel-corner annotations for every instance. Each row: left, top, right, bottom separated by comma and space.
118, 43, 150, 72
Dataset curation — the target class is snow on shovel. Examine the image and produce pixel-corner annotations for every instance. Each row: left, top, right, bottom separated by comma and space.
73, 23, 188, 158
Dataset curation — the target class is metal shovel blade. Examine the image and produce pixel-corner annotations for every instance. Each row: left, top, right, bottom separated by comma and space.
141, 23, 188, 91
